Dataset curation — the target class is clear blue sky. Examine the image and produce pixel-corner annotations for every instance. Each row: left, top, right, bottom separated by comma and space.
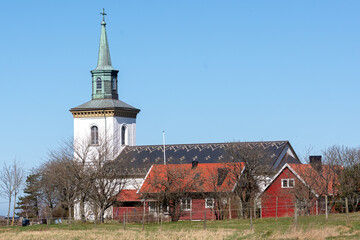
0, 0, 359, 215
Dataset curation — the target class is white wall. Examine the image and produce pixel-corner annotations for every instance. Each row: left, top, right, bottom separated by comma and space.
73, 115, 136, 159
73, 114, 137, 220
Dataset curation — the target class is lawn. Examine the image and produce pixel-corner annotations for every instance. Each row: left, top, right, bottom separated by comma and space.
0, 213, 359, 239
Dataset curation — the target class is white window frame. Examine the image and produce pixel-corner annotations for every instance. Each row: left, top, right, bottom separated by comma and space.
205, 198, 214, 209
181, 198, 192, 211
281, 178, 295, 188
148, 201, 157, 212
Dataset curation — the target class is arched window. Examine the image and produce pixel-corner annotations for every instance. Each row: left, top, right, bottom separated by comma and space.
96, 77, 102, 89
121, 125, 126, 145
91, 126, 99, 145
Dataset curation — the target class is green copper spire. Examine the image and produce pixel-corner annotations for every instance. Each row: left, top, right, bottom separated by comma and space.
96, 9, 113, 70
91, 9, 119, 100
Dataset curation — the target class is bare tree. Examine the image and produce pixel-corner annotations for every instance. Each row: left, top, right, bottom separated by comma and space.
84, 134, 129, 223
292, 146, 345, 215
37, 163, 61, 219
69, 138, 94, 222
224, 143, 270, 218
198, 164, 239, 220
34, 133, 130, 223
0, 162, 14, 226
141, 164, 199, 222
42, 147, 79, 222
322, 145, 360, 211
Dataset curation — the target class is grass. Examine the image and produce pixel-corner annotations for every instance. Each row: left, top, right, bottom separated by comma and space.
1, 213, 360, 239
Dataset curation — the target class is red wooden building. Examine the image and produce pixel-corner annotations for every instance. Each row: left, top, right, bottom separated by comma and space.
113, 190, 144, 221
114, 162, 244, 221
260, 162, 341, 218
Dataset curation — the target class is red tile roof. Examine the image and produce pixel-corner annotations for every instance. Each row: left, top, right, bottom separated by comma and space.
116, 189, 141, 202
288, 164, 342, 196
139, 162, 244, 194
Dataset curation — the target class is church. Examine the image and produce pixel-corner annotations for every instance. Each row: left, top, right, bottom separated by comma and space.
70, 12, 301, 221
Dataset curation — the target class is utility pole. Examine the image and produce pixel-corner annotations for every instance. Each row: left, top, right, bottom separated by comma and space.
163, 131, 166, 165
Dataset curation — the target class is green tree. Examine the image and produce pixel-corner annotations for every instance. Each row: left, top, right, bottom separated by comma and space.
16, 174, 40, 218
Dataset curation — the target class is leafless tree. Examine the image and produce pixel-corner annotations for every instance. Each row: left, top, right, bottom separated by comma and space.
0, 159, 25, 226
83, 134, 129, 223
34, 132, 131, 223
36, 163, 61, 219
322, 145, 360, 211
292, 146, 346, 215
198, 164, 238, 220
41, 146, 79, 221
0, 162, 14, 226
141, 164, 199, 222
224, 143, 270, 218
69, 138, 94, 222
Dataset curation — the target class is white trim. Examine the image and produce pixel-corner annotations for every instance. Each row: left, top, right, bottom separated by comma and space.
205, 198, 214, 209
137, 165, 154, 194
281, 178, 295, 188
273, 144, 289, 169
259, 163, 319, 198
286, 148, 296, 158
148, 200, 157, 212
286, 164, 318, 197
232, 164, 246, 192
180, 198, 192, 211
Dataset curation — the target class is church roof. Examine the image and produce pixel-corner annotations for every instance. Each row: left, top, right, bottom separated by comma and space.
115, 141, 298, 176
70, 99, 140, 111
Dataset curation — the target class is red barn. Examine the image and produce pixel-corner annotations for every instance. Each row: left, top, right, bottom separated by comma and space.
260, 163, 341, 218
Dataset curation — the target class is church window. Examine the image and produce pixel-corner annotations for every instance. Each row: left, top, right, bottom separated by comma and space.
96, 77, 102, 89
121, 125, 126, 145
91, 126, 99, 145
112, 77, 117, 90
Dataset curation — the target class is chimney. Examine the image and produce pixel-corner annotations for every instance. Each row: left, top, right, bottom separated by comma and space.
192, 161, 198, 169
309, 155, 322, 172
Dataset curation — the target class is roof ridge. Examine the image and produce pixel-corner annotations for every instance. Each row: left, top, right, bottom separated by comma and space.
127, 140, 289, 148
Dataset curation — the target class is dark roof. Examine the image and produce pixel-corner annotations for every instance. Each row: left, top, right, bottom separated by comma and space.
114, 141, 295, 176
71, 99, 139, 111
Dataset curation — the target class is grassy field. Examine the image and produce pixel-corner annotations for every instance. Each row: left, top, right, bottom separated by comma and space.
1, 213, 360, 239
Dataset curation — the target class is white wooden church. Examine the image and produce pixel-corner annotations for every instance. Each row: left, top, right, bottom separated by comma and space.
70, 12, 301, 220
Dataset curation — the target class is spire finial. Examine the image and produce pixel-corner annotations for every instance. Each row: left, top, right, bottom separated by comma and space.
100, 8, 107, 21
95, 8, 113, 71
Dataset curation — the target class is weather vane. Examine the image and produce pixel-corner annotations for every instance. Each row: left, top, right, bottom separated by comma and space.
100, 8, 107, 21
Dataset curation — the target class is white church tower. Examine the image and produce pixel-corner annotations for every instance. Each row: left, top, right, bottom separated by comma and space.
70, 10, 140, 156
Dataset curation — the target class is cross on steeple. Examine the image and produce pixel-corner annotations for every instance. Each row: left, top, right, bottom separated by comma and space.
100, 8, 107, 21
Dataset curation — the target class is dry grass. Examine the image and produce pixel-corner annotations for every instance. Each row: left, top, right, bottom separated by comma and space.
270, 226, 359, 240
2, 213, 360, 240
0, 229, 237, 240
